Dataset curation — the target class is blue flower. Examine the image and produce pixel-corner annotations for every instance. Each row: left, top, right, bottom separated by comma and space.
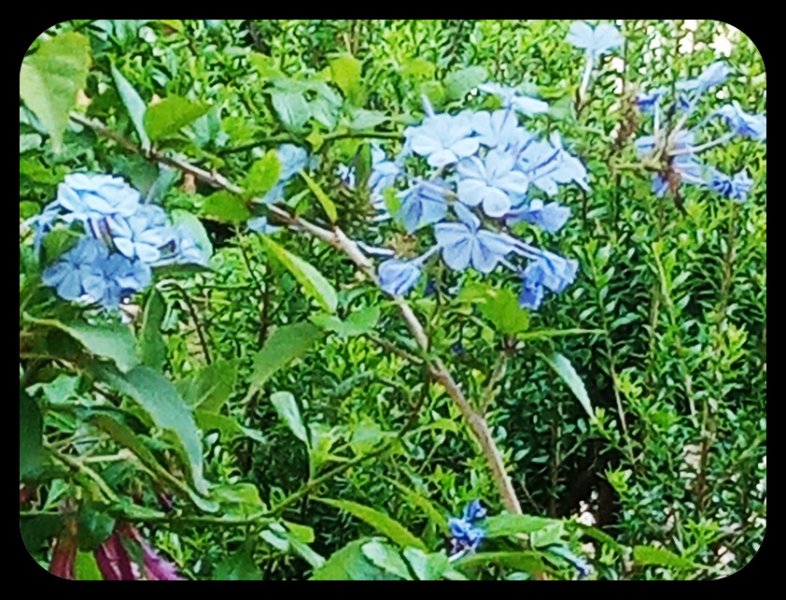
277, 144, 311, 180
42, 237, 108, 302
171, 225, 209, 265
107, 205, 173, 264
520, 134, 589, 195
566, 21, 623, 60
368, 145, 402, 197
54, 173, 141, 223
470, 110, 526, 148
94, 253, 152, 309
398, 180, 449, 232
506, 199, 571, 233
707, 169, 753, 202
247, 216, 280, 235
478, 83, 549, 116
462, 499, 488, 523
636, 88, 667, 114
406, 113, 480, 168
519, 251, 578, 310
434, 204, 517, 273
717, 102, 766, 141
677, 61, 730, 94
448, 500, 487, 556
378, 258, 422, 296
456, 149, 529, 217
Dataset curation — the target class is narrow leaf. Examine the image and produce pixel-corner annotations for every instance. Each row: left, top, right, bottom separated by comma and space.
299, 171, 338, 222
544, 352, 594, 418
110, 63, 151, 150
270, 391, 308, 445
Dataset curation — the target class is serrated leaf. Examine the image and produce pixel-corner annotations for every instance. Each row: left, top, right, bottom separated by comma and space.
544, 352, 594, 418
633, 545, 696, 570
143, 95, 210, 141
110, 63, 151, 150
262, 237, 337, 313
250, 322, 323, 390
270, 391, 308, 445
316, 498, 426, 550
20, 32, 91, 152
299, 171, 338, 223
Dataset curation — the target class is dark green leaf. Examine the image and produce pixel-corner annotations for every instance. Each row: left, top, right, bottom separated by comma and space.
138, 289, 166, 370
633, 545, 697, 570
19, 391, 43, 479
250, 322, 323, 390
110, 63, 151, 150
176, 360, 237, 412
544, 352, 594, 418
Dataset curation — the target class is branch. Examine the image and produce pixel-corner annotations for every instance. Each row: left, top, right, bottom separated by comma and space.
69, 112, 524, 515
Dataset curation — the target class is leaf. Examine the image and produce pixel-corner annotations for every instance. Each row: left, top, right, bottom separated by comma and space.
202, 190, 251, 224
310, 306, 380, 338
270, 90, 310, 131
143, 95, 210, 141
382, 477, 449, 532
299, 171, 338, 222
213, 541, 261, 580
401, 57, 436, 81
138, 289, 166, 370
270, 391, 308, 446
362, 540, 413, 579
21, 514, 63, 552
402, 548, 449, 580
195, 410, 265, 443
94, 365, 208, 495
484, 513, 556, 538
171, 210, 213, 263
311, 539, 391, 580
249, 322, 323, 390
74, 551, 102, 580
20, 32, 91, 152
262, 237, 338, 313
316, 498, 426, 550
28, 317, 138, 372
211, 483, 264, 514
329, 53, 363, 104
444, 66, 487, 101
455, 551, 547, 575
244, 150, 281, 197
476, 287, 530, 335
88, 412, 169, 475
633, 545, 697, 570
110, 63, 151, 150
248, 51, 282, 79
19, 391, 43, 479
76, 503, 116, 551
346, 107, 387, 130
544, 352, 594, 419
176, 360, 237, 412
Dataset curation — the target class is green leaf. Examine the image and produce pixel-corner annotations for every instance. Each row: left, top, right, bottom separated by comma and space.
402, 548, 449, 580
19, 391, 43, 479
195, 410, 265, 443
474, 286, 530, 335
212, 482, 264, 514
87, 412, 169, 476
362, 540, 413, 579
213, 541, 262, 580
76, 503, 116, 551
244, 150, 281, 197
299, 170, 338, 222
329, 53, 363, 104
250, 322, 323, 390
270, 90, 310, 131
27, 317, 138, 372
544, 352, 594, 418
633, 545, 697, 570
138, 289, 166, 370
110, 63, 151, 150
270, 391, 308, 445
170, 210, 212, 263
316, 498, 426, 550
484, 513, 556, 538
202, 190, 251, 224
74, 551, 102, 580
21, 514, 63, 552
420, 81, 445, 108
382, 477, 449, 532
94, 365, 208, 495
311, 539, 391, 580
20, 32, 91, 152
444, 66, 487, 101
262, 237, 338, 313
310, 306, 380, 338
346, 107, 387, 130
400, 57, 436, 81
143, 95, 210, 141
455, 551, 546, 575
176, 360, 237, 412
248, 51, 282, 79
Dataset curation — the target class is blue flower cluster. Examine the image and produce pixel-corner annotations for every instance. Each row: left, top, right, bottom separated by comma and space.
567, 21, 623, 102
34, 173, 207, 309
634, 61, 766, 203
448, 500, 487, 557
344, 82, 585, 311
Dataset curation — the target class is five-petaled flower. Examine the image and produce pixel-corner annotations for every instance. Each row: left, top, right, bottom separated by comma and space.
456, 149, 530, 217
406, 113, 480, 168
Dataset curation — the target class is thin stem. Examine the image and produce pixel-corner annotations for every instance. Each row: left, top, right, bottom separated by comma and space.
160, 280, 212, 365
218, 130, 402, 156
669, 132, 735, 156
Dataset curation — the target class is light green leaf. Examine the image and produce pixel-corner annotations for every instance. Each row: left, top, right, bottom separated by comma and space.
545, 352, 594, 418
270, 90, 310, 131
20, 32, 91, 152
202, 190, 251, 224
143, 95, 210, 141
329, 53, 363, 104
213, 541, 261, 580
299, 171, 338, 222
138, 288, 166, 370
444, 66, 487, 101
403, 548, 450, 580
633, 545, 697, 570
177, 360, 237, 412
311, 539, 392, 580
244, 150, 281, 197
195, 410, 265, 443
74, 551, 102, 580
456, 551, 546, 575
110, 63, 151, 150
316, 498, 426, 550
484, 513, 556, 538
362, 540, 413, 579
94, 365, 208, 495
262, 237, 338, 313
346, 107, 387, 130
271, 391, 308, 445
248, 51, 282, 79
250, 322, 323, 390
310, 306, 380, 338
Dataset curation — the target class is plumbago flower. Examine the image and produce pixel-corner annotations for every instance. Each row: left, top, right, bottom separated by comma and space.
448, 500, 488, 558
352, 78, 586, 311
634, 61, 766, 203
567, 21, 623, 102
32, 173, 207, 310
